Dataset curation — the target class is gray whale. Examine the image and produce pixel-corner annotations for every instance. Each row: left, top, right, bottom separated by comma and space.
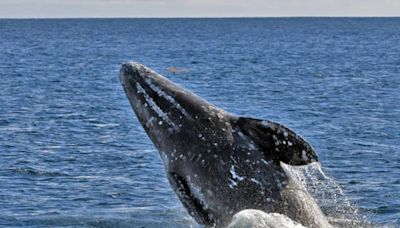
119, 62, 331, 227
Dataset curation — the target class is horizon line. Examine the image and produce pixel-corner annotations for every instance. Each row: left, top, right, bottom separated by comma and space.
1, 16, 400, 20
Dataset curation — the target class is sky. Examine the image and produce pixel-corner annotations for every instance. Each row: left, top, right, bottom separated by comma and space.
0, 0, 399, 18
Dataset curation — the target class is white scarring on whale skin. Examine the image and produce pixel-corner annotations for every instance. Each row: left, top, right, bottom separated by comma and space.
144, 78, 190, 117
135, 82, 178, 130
227, 209, 306, 228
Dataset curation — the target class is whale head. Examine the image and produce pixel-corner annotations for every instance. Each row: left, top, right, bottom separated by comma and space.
119, 62, 234, 160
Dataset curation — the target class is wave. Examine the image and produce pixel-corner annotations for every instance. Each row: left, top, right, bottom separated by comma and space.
12, 166, 67, 177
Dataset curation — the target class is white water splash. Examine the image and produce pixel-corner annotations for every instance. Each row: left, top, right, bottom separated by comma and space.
282, 162, 368, 226
228, 209, 306, 228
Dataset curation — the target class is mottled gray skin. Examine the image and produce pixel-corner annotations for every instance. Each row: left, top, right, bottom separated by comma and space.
119, 62, 331, 227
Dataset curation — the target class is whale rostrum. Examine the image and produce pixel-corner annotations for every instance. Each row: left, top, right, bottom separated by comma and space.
119, 62, 331, 227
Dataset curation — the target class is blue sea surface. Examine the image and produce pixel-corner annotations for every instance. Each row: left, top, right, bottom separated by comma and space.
0, 18, 399, 227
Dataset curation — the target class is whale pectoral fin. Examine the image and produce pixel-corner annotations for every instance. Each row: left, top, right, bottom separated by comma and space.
237, 117, 319, 166
168, 172, 215, 226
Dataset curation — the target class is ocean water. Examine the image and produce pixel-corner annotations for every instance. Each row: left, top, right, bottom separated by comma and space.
0, 18, 399, 227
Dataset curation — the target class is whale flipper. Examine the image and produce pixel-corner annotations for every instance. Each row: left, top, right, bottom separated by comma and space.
237, 117, 318, 166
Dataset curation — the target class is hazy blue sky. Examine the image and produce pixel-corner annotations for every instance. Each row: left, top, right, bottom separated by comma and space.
0, 0, 399, 18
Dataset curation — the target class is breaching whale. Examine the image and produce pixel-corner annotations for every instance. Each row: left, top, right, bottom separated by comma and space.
119, 62, 331, 227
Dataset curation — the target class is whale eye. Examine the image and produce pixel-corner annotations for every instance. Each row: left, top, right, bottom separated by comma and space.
237, 117, 319, 166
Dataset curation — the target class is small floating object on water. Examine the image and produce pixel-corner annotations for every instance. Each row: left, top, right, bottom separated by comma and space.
167, 66, 189, 74
311, 72, 325, 78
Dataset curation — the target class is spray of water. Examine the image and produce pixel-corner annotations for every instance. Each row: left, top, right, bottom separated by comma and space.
284, 162, 372, 227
